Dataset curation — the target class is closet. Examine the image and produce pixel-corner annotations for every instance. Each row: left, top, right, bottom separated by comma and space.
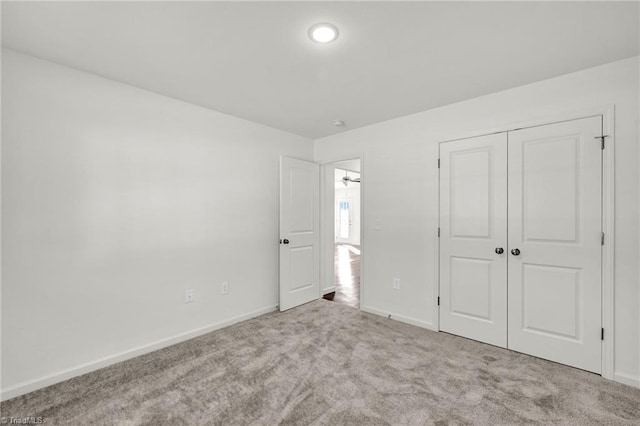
439, 116, 603, 373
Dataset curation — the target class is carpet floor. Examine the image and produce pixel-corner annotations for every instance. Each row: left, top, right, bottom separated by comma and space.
2, 300, 640, 425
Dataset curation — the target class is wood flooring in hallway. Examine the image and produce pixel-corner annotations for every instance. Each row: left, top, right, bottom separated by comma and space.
323, 243, 360, 308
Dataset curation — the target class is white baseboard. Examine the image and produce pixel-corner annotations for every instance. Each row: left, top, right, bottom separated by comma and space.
1, 305, 278, 401
361, 305, 437, 331
614, 372, 640, 388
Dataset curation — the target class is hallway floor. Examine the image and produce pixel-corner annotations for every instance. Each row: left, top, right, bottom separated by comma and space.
323, 243, 360, 308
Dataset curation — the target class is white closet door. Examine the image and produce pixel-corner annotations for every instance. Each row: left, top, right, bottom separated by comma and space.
507, 117, 602, 373
439, 134, 508, 347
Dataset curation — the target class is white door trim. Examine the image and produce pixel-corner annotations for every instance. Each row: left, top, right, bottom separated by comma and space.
437, 105, 615, 380
601, 105, 615, 381
318, 154, 364, 310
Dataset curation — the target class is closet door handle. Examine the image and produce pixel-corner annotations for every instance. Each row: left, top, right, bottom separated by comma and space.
283, 239, 290, 245
511, 248, 520, 256
495, 247, 504, 254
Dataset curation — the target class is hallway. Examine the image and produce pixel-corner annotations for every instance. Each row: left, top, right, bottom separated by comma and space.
323, 243, 360, 308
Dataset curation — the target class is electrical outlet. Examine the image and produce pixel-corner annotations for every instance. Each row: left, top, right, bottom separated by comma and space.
185, 289, 194, 303
221, 281, 229, 295
393, 278, 400, 290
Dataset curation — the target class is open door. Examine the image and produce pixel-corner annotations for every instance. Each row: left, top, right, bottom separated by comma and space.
279, 157, 320, 311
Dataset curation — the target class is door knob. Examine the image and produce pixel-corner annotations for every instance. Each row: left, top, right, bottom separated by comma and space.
495, 247, 504, 254
511, 248, 520, 256
283, 239, 290, 245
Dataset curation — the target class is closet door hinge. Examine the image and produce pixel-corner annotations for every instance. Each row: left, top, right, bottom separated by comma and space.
601, 232, 605, 246
437, 158, 440, 168
601, 328, 604, 341
437, 296, 440, 306
595, 135, 609, 150
437, 227, 440, 238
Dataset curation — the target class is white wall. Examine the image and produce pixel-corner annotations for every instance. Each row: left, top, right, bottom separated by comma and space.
1, 50, 312, 398
314, 56, 640, 387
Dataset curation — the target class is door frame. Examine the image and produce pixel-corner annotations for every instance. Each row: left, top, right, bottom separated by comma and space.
437, 105, 615, 380
319, 154, 364, 309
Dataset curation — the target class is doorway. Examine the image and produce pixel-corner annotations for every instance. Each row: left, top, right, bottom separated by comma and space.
322, 159, 362, 309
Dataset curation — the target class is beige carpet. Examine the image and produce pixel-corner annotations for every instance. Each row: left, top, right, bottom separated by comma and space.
2, 300, 639, 425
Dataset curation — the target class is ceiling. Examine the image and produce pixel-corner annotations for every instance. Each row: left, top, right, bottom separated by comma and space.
2, 2, 638, 139
333, 159, 361, 173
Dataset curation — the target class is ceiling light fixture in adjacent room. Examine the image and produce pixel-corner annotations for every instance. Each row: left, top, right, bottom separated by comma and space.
342, 171, 361, 186
309, 23, 339, 43
333, 120, 345, 127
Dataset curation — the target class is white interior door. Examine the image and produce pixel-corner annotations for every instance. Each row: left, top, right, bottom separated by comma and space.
279, 157, 320, 311
507, 117, 602, 373
439, 133, 508, 347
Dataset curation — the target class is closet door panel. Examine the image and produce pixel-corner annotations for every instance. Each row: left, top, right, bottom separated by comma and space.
439, 133, 508, 347
507, 116, 602, 373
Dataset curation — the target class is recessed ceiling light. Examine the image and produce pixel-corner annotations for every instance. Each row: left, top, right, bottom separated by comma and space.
309, 23, 339, 43
333, 120, 345, 127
